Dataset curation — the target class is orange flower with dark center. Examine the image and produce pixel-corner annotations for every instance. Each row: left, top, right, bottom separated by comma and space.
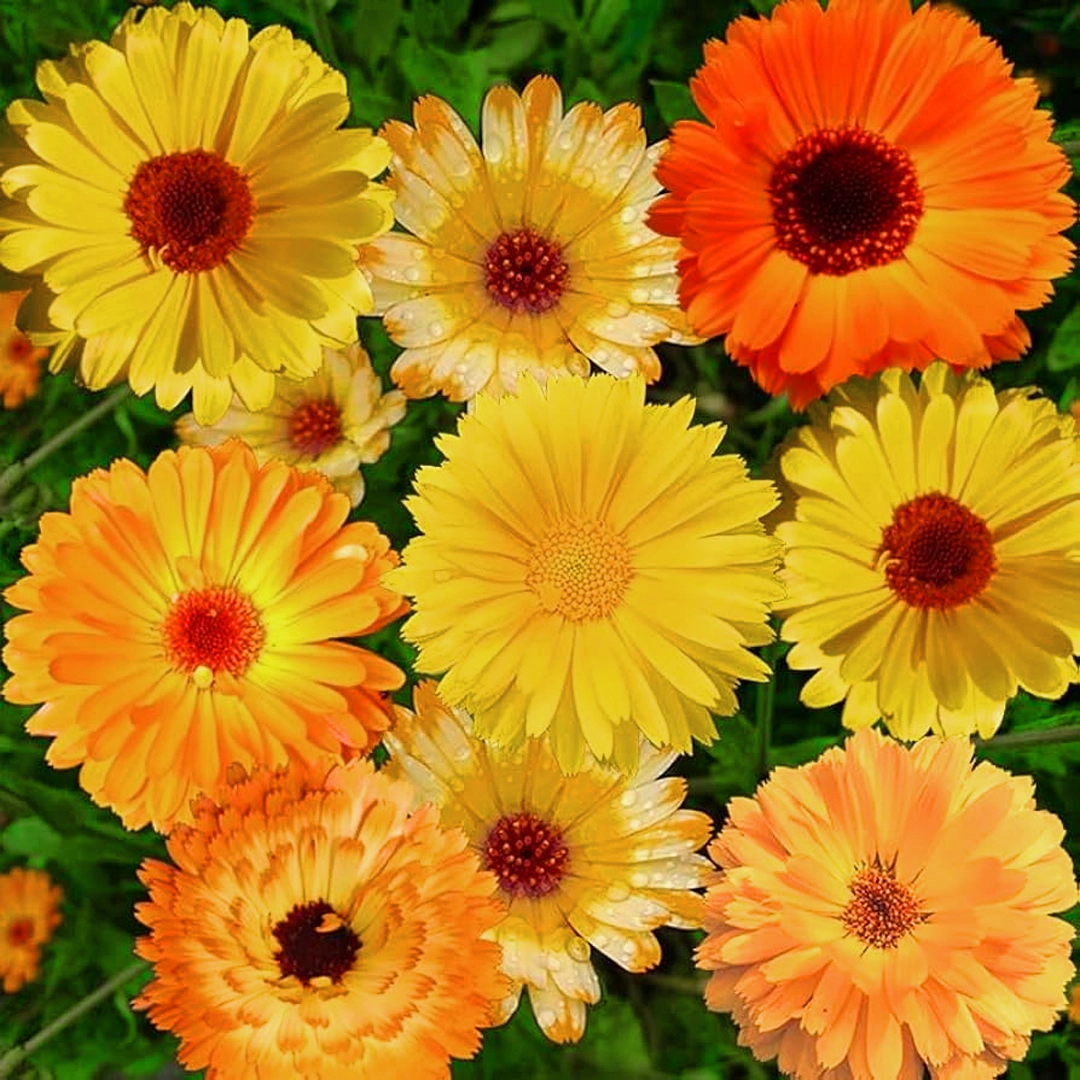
841, 862, 928, 949
271, 900, 361, 986
161, 585, 265, 685
0, 290, 48, 409
0, 867, 63, 993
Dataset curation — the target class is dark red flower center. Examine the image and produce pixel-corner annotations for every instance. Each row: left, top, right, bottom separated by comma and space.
124, 149, 255, 274
162, 585, 264, 683
482, 811, 569, 898
879, 493, 995, 610
769, 127, 923, 276
7, 918, 33, 946
841, 864, 926, 949
484, 228, 569, 313
288, 398, 344, 456
272, 901, 361, 986
3, 331, 34, 364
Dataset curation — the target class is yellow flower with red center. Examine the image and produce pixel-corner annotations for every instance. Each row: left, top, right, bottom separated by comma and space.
134, 757, 508, 1079
384, 682, 712, 1043
2, 441, 407, 832
358, 75, 697, 402
0, 290, 48, 408
177, 342, 407, 507
0, 4, 394, 423
0, 867, 63, 993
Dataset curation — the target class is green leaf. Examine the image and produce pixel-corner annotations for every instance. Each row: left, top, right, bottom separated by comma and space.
483, 19, 547, 72
532, 0, 578, 33
1048, 303, 1080, 370
1, 816, 63, 861
650, 79, 703, 127
352, 0, 403, 66
397, 39, 489, 126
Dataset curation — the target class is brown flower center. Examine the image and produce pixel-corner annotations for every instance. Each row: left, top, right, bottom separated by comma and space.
288, 398, 344, 456
879, 493, 995, 610
526, 517, 633, 623
841, 864, 927, 949
124, 149, 255, 273
484, 228, 569, 313
769, 127, 923, 276
272, 901, 360, 986
3, 331, 34, 364
483, 812, 569, 899
7, 918, 33, 946
162, 585, 264, 686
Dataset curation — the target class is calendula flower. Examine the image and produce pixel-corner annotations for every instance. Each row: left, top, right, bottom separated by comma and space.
358, 75, 697, 402
135, 757, 508, 1079
698, 728, 1078, 1080
775, 363, 1080, 739
0, 867, 63, 993
384, 682, 712, 1043
0, 289, 47, 408
0, 3, 394, 424
391, 373, 783, 773
649, 0, 1075, 407
176, 341, 406, 507
2, 441, 407, 832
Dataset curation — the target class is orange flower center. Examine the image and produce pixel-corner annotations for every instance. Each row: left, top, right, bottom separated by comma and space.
526, 517, 633, 623
272, 901, 361, 986
7, 918, 33, 946
484, 228, 569, 313
879, 493, 995, 610
483, 812, 569, 899
288, 398, 344, 456
2, 330, 34, 364
124, 149, 255, 273
162, 585, 264, 686
841, 864, 927, 949
769, 127, 923, 276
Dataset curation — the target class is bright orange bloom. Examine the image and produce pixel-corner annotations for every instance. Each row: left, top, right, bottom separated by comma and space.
698, 728, 1078, 1080
135, 757, 508, 1079
0, 867, 63, 993
2, 441, 407, 832
650, 0, 1075, 408
0, 290, 47, 408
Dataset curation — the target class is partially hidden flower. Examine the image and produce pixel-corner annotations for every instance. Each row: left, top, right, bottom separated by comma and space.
2, 441, 407, 832
391, 373, 783, 773
358, 74, 697, 402
177, 342, 406, 507
0, 867, 63, 993
0, 3, 395, 423
774, 363, 1080, 740
135, 757, 508, 1079
0, 289, 48, 408
384, 681, 712, 1043
649, 0, 1075, 407
698, 727, 1078, 1080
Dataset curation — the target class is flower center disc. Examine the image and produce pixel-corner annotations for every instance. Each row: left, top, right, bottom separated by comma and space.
484, 228, 569, 313
272, 900, 361, 986
7, 918, 33, 946
879, 493, 995, 610
162, 585, 265, 685
841, 864, 926, 949
3, 331, 34, 364
288, 398, 344, 456
483, 812, 569, 898
526, 517, 633, 623
769, 127, 923, 276
124, 149, 255, 273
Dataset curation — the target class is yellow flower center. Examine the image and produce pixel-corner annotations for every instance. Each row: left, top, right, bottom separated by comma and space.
162, 585, 265, 687
526, 517, 632, 622
841, 864, 927, 949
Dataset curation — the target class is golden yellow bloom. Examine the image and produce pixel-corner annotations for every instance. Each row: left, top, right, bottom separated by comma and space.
391, 373, 783, 773
384, 682, 712, 1043
0, 289, 47, 408
775, 363, 1080, 739
135, 757, 508, 1079
358, 75, 697, 402
0, 3, 394, 423
698, 728, 1078, 1080
177, 342, 406, 507
2, 441, 407, 832
0, 867, 63, 993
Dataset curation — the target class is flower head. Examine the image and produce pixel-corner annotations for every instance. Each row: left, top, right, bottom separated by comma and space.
0, 290, 48, 408
0, 867, 63, 993
649, 0, 1075, 407
358, 75, 697, 402
698, 728, 1078, 1080
384, 682, 712, 1043
134, 757, 508, 1079
177, 342, 406, 507
2, 441, 407, 831
0, 3, 395, 423
774, 363, 1080, 739
391, 373, 783, 772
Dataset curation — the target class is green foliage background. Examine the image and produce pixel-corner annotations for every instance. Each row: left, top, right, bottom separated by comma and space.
0, 0, 1079, 1077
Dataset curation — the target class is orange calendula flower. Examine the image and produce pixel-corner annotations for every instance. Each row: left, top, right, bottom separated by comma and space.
384, 682, 712, 1044
135, 757, 508, 1079
649, 0, 1075, 407
2, 441, 407, 832
698, 728, 1078, 1080
0, 289, 47, 408
358, 74, 697, 402
0, 867, 63, 993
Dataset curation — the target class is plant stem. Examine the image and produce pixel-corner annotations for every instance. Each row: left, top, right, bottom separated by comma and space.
0, 959, 148, 1079
976, 725, 1080, 751
754, 647, 778, 780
